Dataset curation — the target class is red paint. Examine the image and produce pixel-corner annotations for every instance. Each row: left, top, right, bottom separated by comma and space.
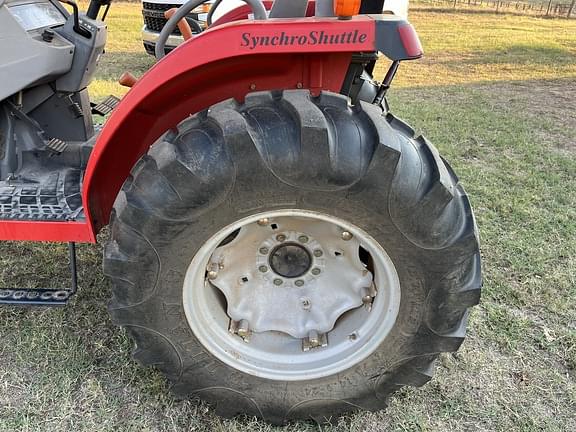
82, 16, 376, 235
0, 221, 94, 242
397, 23, 423, 59
0, 16, 379, 243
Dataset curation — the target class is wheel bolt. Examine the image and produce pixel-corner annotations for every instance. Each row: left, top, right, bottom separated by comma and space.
207, 270, 218, 280
257, 218, 269, 226
311, 268, 321, 276
300, 298, 311, 310
295, 279, 305, 287
259, 247, 269, 255
274, 278, 283, 286
341, 231, 353, 241
237, 319, 250, 338
259, 265, 268, 273
276, 234, 286, 242
313, 249, 323, 257
298, 235, 309, 243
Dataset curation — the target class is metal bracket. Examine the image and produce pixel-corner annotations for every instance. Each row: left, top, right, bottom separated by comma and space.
0, 242, 78, 306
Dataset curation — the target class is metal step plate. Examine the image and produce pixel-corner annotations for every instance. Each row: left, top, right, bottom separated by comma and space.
0, 169, 83, 222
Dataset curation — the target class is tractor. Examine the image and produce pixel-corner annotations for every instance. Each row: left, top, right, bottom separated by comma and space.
0, 0, 481, 424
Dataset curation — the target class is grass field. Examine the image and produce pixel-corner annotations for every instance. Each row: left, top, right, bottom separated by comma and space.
1, 5, 575, 432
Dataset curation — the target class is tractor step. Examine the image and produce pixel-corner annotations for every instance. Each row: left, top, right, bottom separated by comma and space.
0, 243, 78, 306
91, 95, 120, 116
0, 168, 84, 221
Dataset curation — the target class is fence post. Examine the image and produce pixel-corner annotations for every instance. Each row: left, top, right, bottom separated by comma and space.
546, 0, 552, 15
568, 0, 575, 17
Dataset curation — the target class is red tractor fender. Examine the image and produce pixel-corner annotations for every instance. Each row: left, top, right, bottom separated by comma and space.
83, 16, 378, 234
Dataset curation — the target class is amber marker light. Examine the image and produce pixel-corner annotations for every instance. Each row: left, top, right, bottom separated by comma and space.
335, 0, 361, 19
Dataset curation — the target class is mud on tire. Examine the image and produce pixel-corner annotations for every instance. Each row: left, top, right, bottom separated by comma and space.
104, 90, 481, 424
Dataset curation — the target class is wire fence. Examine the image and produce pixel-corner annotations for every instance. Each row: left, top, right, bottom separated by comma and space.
412, 0, 576, 18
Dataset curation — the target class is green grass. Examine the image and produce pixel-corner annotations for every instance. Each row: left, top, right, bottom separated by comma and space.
1, 5, 575, 432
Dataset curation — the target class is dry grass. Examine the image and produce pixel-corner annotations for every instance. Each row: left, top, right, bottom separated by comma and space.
1, 5, 575, 432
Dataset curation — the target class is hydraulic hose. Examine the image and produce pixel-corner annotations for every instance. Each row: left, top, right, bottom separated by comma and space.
206, 0, 224, 26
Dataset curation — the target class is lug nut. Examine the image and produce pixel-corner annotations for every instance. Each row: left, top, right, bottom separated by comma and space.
207, 270, 218, 280
313, 249, 323, 257
341, 231, 353, 241
274, 278, 283, 286
311, 268, 321, 276
259, 247, 269, 255
295, 279, 305, 287
259, 265, 268, 273
298, 235, 309, 243
257, 218, 269, 226
276, 234, 286, 242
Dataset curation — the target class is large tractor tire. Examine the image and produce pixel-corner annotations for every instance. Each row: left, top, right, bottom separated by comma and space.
104, 90, 481, 424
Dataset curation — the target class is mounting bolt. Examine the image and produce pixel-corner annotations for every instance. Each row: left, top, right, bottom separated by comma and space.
311, 268, 321, 276
259, 247, 269, 255
295, 279, 305, 287
308, 330, 319, 345
296, 82, 303, 89
207, 270, 218, 280
298, 235, 309, 243
259, 265, 268, 273
313, 249, 323, 257
257, 218, 269, 226
274, 278, 283, 286
276, 234, 286, 242
249, 83, 256, 90
237, 319, 250, 338
300, 297, 311, 310
341, 231, 353, 241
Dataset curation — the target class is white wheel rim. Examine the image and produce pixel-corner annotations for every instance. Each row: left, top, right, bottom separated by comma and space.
182, 209, 401, 381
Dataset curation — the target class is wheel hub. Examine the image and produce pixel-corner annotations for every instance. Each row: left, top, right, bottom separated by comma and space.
182, 209, 401, 381
269, 242, 311, 278
206, 216, 373, 339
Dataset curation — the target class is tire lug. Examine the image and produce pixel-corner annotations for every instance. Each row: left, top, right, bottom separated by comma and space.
341, 231, 353, 241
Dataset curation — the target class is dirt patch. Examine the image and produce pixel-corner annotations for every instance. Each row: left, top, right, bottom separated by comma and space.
477, 79, 576, 153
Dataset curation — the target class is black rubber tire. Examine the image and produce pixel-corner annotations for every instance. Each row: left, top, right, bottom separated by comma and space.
103, 90, 481, 425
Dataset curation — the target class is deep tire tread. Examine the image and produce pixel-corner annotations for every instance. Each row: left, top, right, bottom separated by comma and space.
104, 90, 482, 424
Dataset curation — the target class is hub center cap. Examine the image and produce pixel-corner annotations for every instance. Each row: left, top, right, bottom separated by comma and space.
269, 243, 311, 278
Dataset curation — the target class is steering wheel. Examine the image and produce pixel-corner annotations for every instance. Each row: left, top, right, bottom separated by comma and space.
155, 0, 267, 60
